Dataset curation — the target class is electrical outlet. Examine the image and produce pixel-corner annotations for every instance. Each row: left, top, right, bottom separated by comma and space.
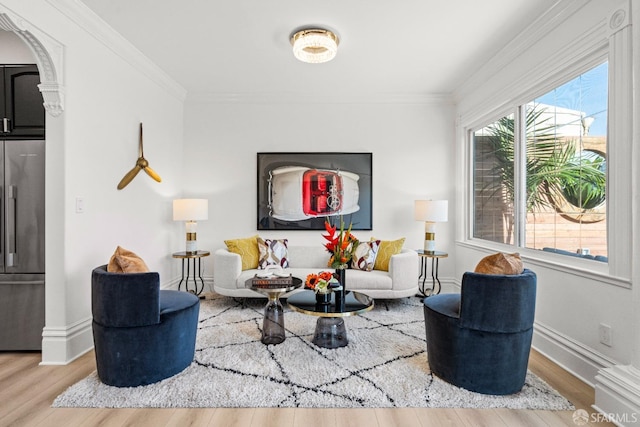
599, 323, 612, 347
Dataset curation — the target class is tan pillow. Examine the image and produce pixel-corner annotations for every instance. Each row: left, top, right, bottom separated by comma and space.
474, 252, 524, 275
371, 237, 405, 271
107, 246, 149, 273
225, 235, 260, 270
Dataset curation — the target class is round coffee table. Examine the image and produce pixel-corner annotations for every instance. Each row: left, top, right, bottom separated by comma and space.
246, 277, 302, 345
287, 290, 374, 348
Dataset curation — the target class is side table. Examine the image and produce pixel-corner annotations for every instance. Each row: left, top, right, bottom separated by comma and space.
172, 250, 210, 296
416, 250, 448, 298
246, 277, 302, 345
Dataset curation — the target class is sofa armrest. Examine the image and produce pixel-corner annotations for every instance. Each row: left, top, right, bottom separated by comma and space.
213, 249, 242, 291
388, 249, 419, 292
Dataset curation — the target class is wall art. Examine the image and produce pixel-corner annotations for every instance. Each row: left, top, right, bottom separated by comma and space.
257, 152, 372, 230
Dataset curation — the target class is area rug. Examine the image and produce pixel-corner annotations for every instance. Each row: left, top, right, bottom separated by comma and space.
53, 295, 574, 409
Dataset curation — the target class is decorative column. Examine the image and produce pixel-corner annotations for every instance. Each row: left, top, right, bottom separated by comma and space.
594, 1, 640, 421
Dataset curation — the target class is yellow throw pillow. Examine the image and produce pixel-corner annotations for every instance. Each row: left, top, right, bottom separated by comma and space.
371, 237, 405, 271
107, 246, 150, 273
474, 252, 524, 275
225, 235, 260, 270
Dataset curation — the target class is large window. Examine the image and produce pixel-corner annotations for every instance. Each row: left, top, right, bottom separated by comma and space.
472, 62, 608, 261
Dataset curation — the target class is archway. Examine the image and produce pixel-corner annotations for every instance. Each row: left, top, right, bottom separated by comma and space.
0, 11, 64, 116
0, 7, 66, 363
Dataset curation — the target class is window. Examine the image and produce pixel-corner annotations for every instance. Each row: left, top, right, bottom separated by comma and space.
472, 62, 608, 261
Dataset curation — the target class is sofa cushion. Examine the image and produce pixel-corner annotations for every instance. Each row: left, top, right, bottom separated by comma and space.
287, 246, 330, 269
372, 238, 405, 271
257, 237, 289, 269
224, 235, 260, 270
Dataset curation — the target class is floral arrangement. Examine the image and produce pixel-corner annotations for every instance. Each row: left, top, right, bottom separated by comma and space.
305, 271, 338, 294
322, 216, 359, 269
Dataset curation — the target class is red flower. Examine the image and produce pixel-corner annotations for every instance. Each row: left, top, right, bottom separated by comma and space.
322, 216, 358, 268
318, 271, 333, 281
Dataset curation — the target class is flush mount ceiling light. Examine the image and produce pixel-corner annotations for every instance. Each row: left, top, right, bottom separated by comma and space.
290, 28, 339, 63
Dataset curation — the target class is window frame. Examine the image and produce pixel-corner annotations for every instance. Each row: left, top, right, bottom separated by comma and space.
469, 61, 609, 258
459, 15, 633, 284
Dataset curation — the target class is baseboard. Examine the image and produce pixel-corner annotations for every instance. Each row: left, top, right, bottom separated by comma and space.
532, 321, 617, 387
438, 278, 460, 294
164, 275, 214, 294
41, 316, 93, 365
594, 365, 640, 426
40, 277, 216, 365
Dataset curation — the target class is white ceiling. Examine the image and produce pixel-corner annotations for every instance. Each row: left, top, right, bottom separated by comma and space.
79, 0, 557, 98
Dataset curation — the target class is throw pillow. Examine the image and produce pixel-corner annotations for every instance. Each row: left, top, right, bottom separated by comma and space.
224, 235, 260, 271
107, 246, 149, 273
474, 252, 524, 275
371, 237, 405, 271
257, 237, 289, 269
351, 240, 381, 272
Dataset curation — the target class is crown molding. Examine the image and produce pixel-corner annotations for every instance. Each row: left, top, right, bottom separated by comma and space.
453, 0, 589, 103
46, 0, 187, 102
186, 92, 454, 105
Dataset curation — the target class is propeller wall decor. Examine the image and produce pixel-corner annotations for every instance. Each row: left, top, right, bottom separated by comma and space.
117, 123, 162, 190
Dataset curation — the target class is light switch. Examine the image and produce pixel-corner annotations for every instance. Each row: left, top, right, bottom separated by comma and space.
76, 197, 85, 213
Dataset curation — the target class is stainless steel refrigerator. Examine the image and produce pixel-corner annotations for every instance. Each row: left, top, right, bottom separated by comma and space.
0, 139, 45, 350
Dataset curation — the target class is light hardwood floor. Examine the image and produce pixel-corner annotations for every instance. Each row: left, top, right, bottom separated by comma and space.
0, 348, 614, 427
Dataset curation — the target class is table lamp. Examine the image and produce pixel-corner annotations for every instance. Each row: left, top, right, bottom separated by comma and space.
173, 199, 208, 253
414, 200, 448, 253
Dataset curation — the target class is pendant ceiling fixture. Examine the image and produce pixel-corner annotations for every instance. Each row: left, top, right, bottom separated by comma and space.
290, 28, 339, 64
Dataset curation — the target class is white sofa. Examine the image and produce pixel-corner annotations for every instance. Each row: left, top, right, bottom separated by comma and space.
213, 245, 419, 299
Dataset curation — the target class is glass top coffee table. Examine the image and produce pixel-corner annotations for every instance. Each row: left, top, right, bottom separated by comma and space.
287, 290, 374, 349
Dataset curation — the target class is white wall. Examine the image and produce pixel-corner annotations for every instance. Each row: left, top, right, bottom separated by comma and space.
0, 0, 186, 363
183, 97, 457, 286
0, 30, 34, 62
454, 0, 632, 386
1, 0, 459, 364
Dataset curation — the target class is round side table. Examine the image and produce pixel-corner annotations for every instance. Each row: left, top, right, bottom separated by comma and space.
246, 277, 302, 345
172, 250, 210, 296
416, 250, 448, 297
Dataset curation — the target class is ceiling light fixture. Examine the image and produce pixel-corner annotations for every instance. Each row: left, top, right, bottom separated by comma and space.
290, 28, 339, 64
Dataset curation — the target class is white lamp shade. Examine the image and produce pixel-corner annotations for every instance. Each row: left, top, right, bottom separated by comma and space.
173, 199, 208, 221
414, 200, 448, 222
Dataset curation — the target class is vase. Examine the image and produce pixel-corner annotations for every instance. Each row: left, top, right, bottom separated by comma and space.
334, 268, 346, 312
315, 291, 331, 305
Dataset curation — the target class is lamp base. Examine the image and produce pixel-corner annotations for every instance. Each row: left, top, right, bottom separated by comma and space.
185, 221, 197, 253
423, 221, 436, 253
185, 238, 197, 254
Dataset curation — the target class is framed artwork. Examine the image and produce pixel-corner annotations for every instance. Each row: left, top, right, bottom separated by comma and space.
257, 152, 373, 230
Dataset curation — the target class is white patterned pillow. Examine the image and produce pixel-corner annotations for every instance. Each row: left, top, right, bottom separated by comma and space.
351, 240, 380, 272
257, 238, 289, 269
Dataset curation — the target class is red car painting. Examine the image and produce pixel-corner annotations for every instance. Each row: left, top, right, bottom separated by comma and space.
268, 166, 360, 221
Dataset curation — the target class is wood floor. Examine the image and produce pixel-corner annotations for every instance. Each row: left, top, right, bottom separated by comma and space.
0, 348, 614, 427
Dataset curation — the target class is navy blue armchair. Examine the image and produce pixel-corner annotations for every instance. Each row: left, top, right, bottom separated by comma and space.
91, 265, 200, 387
423, 269, 536, 395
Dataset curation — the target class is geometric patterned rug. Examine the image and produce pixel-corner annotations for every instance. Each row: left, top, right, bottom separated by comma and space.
53, 295, 574, 409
